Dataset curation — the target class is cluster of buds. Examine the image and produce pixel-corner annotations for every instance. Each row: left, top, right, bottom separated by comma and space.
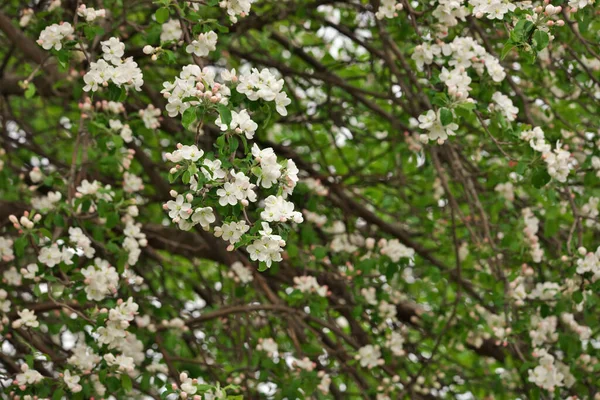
122, 148, 136, 170
95, 100, 125, 114
78, 97, 94, 113
534, 1, 565, 26
77, 4, 107, 22
9, 211, 41, 231
142, 45, 162, 61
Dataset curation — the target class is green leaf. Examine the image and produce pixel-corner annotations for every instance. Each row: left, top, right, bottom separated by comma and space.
108, 83, 125, 101
532, 30, 549, 52
217, 104, 232, 126
53, 389, 65, 400
24, 84, 36, 99
501, 42, 517, 60
440, 108, 453, 126
14, 236, 28, 258
121, 374, 133, 392
155, 7, 170, 24
532, 168, 551, 188
182, 107, 197, 129
257, 262, 269, 272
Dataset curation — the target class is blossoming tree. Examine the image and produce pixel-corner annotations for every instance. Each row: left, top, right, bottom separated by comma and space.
0, 0, 599, 398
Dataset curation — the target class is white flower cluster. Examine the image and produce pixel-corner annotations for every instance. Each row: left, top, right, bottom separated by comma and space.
246, 222, 286, 267
375, 0, 403, 19
491, 92, 519, 121
417, 109, 459, 144
252, 144, 299, 196
122, 220, 147, 265
256, 337, 278, 356
38, 242, 74, 267
81, 258, 119, 301
96, 298, 138, 363
31, 191, 62, 212
576, 246, 600, 281
469, 0, 517, 20
0, 237, 14, 262
521, 127, 573, 183
83, 37, 143, 92
139, 104, 161, 129
15, 364, 44, 386
386, 331, 406, 356
237, 68, 291, 116
379, 238, 415, 262
161, 65, 231, 117
326, 221, 364, 253
69, 227, 96, 258
529, 282, 561, 302
160, 19, 182, 43
109, 119, 133, 143
568, 0, 594, 10
68, 341, 102, 371
528, 349, 574, 391
37, 22, 74, 51
293, 275, 328, 296
433, 0, 468, 27
216, 109, 258, 139
495, 181, 515, 202
186, 31, 218, 57
561, 313, 592, 340
522, 208, 543, 263
219, 0, 252, 23
77, 4, 106, 22
123, 172, 144, 193
529, 315, 558, 347
12, 308, 39, 329
229, 261, 254, 284
412, 36, 506, 89
261, 195, 303, 223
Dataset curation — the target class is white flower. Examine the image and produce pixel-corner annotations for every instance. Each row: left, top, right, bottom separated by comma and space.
166, 195, 192, 220
160, 19, 182, 43
355, 345, 383, 369
260, 195, 303, 223
214, 220, 250, 244
376, 0, 402, 19
63, 370, 82, 393
16, 364, 43, 385
101, 37, 125, 65
293, 276, 328, 296
185, 31, 218, 57
418, 109, 458, 144
81, 258, 119, 301
37, 22, 74, 51
386, 331, 405, 356
492, 92, 518, 121
38, 243, 63, 267
0, 237, 14, 261
257, 338, 278, 355
216, 109, 257, 139
13, 309, 39, 328
528, 350, 564, 391
180, 145, 204, 162
192, 207, 215, 229
379, 239, 415, 262
220, 0, 252, 23
231, 261, 254, 284
494, 182, 515, 202
201, 159, 226, 180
